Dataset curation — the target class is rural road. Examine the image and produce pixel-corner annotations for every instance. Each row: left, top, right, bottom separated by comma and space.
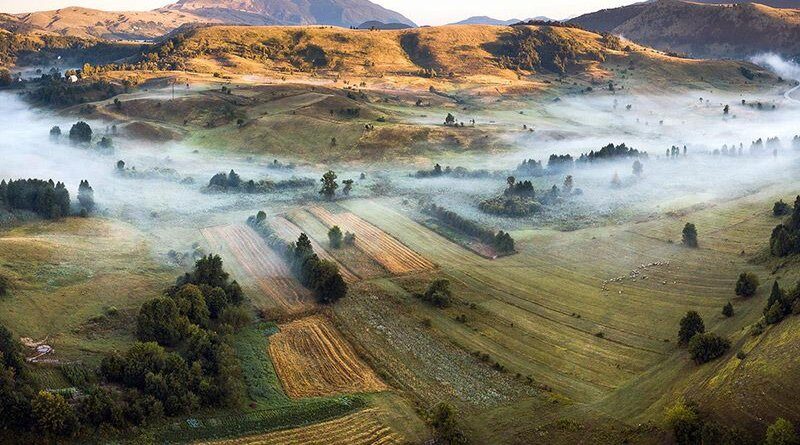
784, 82, 800, 104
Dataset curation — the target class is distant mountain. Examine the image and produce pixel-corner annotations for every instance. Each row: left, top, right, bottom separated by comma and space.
12, 0, 416, 40
451, 16, 521, 26
357, 20, 413, 30
570, 0, 800, 59
450, 16, 554, 26
162, 0, 416, 28
683, 0, 800, 7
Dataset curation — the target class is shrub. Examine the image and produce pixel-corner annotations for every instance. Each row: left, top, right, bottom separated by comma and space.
774, 200, 791, 217
735, 272, 759, 297
765, 418, 799, 445
688, 333, 730, 364
665, 400, 702, 445
722, 302, 734, 318
421, 279, 453, 308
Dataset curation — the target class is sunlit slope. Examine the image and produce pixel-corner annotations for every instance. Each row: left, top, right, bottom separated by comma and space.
571, 0, 800, 59
327, 184, 796, 442
144, 24, 776, 90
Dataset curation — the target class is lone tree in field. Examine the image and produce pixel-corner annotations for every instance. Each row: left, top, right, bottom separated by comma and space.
722, 302, 734, 318
632, 159, 643, 177
342, 179, 354, 196
678, 311, 705, 345
328, 225, 343, 249
735, 272, 759, 298
563, 175, 573, 195
319, 170, 338, 200
682, 223, 698, 248
422, 279, 453, 308
78, 180, 95, 213
69, 121, 92, 144
429, 402, 467, 445
444, 113, 456, 126
765, 418, 799, 445
49, 126, 61, 139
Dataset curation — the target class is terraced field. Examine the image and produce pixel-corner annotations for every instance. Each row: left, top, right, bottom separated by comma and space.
201, 408, 402, 445
201, 224, 315, 315
339, 197, 775, 407
270, 315, 387, 398
269, 217, 359, 284
306, 206, 436, 275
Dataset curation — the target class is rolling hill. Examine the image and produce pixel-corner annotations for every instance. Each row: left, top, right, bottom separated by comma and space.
570, 0, 800, 59
116, 23, 776, 93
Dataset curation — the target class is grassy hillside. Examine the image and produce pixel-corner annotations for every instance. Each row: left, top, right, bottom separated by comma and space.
315, 182, 800, 443
571, 0, 800, 59
113, 23, 776, 93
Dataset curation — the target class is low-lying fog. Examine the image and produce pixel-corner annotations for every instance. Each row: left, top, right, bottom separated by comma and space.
1, 54, 799, 257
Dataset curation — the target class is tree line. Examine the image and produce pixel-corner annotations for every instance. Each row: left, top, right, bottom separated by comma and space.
0, 255, 248, 440
0, 179, 71, 219
424, 203, 515, 254
206, 170, 315, 194
770, 196, 800, 257
247, 213, 347, 304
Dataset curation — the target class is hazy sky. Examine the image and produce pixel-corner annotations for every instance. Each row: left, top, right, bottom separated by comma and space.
1, 0, 640, 24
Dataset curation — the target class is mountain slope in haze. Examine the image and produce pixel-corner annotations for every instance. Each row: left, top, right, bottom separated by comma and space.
687, 0, 800, 7
13, 0, 415, 41
570, 0, 800, 59
15, 7, 215, 40
162, 0, 416, 28
450, 16, 554, 26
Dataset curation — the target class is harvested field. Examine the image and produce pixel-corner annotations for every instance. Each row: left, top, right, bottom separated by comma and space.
200, 408, 402, 445
306, 206, 435, 275
201, 224, 314, 315
286, 209, 388, 280
270, 315, 387, 398
269, 217, 359, 284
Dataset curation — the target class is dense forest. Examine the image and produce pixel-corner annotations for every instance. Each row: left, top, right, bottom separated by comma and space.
0, 179, 70, 219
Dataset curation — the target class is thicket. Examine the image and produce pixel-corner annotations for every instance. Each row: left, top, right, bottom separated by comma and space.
424, 203, 515, 253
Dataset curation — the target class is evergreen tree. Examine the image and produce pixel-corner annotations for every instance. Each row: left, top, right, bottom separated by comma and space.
682, 223, 698, 248
722, 302, 734, 318
69, 121, 92, 144
678, 311, 705, 345
319, 171, 338, 200
328, 226, 343, 249
632, 159, 643, 177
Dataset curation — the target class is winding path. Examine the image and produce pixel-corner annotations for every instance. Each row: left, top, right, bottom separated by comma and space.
784, 82, 800, 104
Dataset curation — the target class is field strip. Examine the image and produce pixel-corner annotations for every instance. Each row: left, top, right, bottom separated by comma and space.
201, 224, 315, 314
269, 216, 360, 283
269, 315, 388, 398
306, 205, 435, 275
197, 408, 402, 445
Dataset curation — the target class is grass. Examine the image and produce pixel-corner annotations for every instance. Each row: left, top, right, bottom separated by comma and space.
323, 189, 793, 443
0, 217, 172, 363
